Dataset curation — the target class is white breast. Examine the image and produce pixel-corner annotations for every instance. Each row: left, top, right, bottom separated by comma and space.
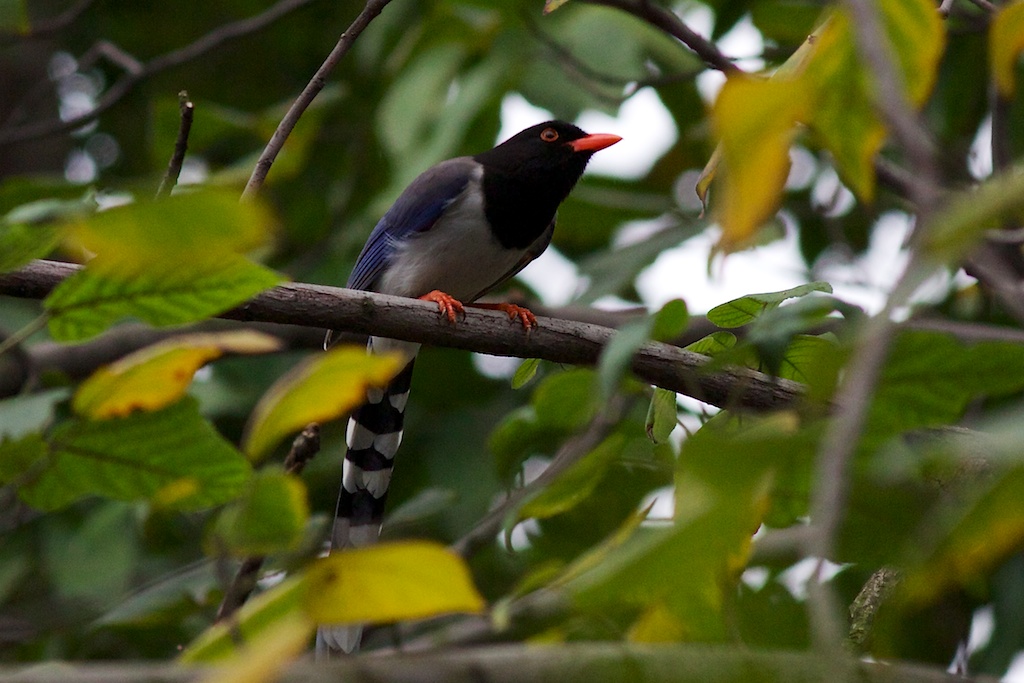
376, 175, 525, 302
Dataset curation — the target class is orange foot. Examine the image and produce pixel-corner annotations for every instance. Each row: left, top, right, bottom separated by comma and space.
420, 290, 465, 324
472, 302, 538, 330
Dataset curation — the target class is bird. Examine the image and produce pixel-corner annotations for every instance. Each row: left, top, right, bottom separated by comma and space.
316, 120, 621, 655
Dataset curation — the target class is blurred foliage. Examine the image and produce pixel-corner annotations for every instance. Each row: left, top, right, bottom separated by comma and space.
2, 0, 1024, 681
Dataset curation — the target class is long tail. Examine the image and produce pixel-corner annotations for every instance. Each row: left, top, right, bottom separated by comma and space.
316, 339, 417, 657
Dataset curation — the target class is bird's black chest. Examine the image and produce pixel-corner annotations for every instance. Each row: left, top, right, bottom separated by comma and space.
479, 171, 571, 250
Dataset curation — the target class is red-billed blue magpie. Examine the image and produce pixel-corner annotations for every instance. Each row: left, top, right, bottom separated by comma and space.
317, 121, 620, 655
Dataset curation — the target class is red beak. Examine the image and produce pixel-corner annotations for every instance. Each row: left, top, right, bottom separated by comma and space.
569, 133, 622, 153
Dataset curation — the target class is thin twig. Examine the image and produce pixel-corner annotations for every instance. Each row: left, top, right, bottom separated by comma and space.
241, 0, 394, 199
155, 92, 194, 199
0, 260, 807, 412
0, 0, 317, 147
451, 396, 632, 558
580, 0, 738, 75
215, 424, 321, 622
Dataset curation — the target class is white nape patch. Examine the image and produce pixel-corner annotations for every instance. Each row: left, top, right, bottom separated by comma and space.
346, 420, 376, 450
389, 391, 410, 412
366, 386, 384, 404
343, 459, 393, 498
373, 431, 403, 459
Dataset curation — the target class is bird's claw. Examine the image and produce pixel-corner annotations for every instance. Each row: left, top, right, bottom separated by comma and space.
420, 290, 465, 324
494, 303, 537, 330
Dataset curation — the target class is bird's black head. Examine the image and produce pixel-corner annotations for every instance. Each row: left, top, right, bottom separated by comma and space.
473, 121, 621, 249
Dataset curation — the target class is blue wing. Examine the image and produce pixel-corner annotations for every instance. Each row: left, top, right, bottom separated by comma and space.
347, 158, 478, 292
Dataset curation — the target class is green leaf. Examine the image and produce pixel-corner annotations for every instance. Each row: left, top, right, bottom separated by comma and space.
684, 331, 737, 356
902, 465, 1024, 606
45, 256, 283, 342
0, 433, 48, 484
516, 434, 627, 521
706, 282, 833, 328
594, 289, 684, 398
597, 318, 652, 397
0, 389, 68, 440
210, 468, 309, 556
181, 575, 308, 662
562, 414, 817, 641
0, 0, 28, 33
512, 358, 541, 390
533, 368, 600, 431
97, 562, 219, 628
5, 398, 251, 511
243, 346, 405, 461
0, 222, 60, 272
306, 541, 485, 625
646, 388, 678, 444
651, 299, 689, 342
0, 195, 95, 272
869, 331, 1024, 441
777, 334, 839, 384
923, 168, 1024, 264
63, 191, 275, 263
42, 502, 139, 607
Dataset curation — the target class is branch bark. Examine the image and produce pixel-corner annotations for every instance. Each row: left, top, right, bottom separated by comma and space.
0, 643, 998, 683
0, 259, 804, 412
581, 0, 738, 74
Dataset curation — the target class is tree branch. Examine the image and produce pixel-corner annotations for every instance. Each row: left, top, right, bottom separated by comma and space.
241, 0, 394, 199
0, 260, 804, 412
0, 643, 995, 683
580, 0, 739, 75
155, 92, 194, 199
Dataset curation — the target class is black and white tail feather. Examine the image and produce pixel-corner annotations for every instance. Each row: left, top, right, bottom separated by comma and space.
316, 336, 419, 656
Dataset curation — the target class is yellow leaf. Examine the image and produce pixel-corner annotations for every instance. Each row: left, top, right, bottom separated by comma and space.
543, 0, 571, 13
196, 614, 312, 683
695, 20, 825, 217
73, 331, 282, 419
800, 0, 943, 200
991, 1, 1024, 97
181, 577, 307, 663
306, 541, 486, 625
628, 601, 688, 643
712, 75, 808, 249
63, 191, 276, 270
242, 346, 405, 461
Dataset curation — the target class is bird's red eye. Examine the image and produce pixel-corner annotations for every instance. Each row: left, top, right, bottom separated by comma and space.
540, 128, 559, 142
